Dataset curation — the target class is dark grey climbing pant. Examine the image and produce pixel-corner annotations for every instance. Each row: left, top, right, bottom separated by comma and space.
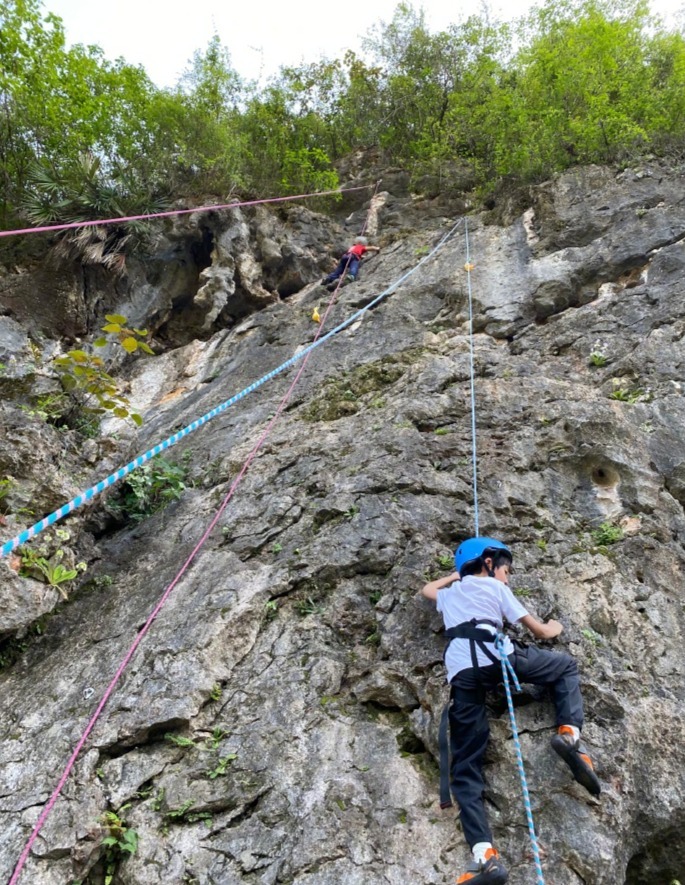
324, 252, 360, 283
448, 645, 583, 848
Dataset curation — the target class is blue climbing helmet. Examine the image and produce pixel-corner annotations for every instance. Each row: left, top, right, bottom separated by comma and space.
455, 537, 512, 576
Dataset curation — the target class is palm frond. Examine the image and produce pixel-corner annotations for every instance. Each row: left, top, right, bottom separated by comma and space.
20, 151, 168, 274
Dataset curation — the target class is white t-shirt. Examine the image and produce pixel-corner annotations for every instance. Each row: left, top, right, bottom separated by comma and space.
436, 575, 529, 681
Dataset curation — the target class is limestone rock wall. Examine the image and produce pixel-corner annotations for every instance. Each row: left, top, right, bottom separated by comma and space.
1, 164, 684, 884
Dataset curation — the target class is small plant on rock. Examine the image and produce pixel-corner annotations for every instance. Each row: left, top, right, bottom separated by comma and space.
264, 599, 279, 621
295, 596, 323, 617
207, 754, 237, 779
581, 627, 602, 646
436, 553, 454, 569
608, 378, 649, 404
589, 340, 610, 368
365, 627, 381, 646
109, 457, 187, 522
165, 733, 197, 749
94, 314, 155, 356
207, 727, 227, 749
609, 387, 640, 403
17, 529, 87, 598
165, 800, 195, 821
100, 807, 139, 881
591, 522, 623, 546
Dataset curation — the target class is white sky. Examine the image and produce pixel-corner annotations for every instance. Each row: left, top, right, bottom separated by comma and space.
42, 0, 684, 89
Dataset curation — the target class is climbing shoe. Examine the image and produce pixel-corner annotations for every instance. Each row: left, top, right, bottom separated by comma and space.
551, 726, 601, 796
456, 849, 508, 884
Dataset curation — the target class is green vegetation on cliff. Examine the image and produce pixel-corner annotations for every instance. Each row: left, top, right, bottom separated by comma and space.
1, 0, 684, 227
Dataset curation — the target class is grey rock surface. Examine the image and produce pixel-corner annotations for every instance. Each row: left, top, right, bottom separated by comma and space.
0, 162, 684, 884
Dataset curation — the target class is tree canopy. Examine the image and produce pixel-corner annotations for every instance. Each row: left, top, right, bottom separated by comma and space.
1, 0, 685, 228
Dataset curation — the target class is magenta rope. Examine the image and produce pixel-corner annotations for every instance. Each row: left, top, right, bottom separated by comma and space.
0, 184, 372, 239
8, 185, 380, 883
9, 287, 341, 884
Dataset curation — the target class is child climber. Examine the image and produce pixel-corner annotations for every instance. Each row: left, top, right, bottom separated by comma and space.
321, 236, 380, 288
421, 537, 600, 885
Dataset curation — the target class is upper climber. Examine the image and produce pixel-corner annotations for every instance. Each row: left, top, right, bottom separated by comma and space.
321, 236, 380, 289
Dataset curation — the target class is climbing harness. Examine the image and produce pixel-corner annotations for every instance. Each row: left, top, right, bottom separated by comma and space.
8, 200, 462, 884
438, 619, 501, 808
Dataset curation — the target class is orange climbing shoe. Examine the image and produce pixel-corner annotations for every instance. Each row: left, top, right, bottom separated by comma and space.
456, 848, 508, 884
551, 726, 601, 796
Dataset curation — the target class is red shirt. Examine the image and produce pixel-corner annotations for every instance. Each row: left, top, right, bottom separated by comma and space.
346, 243, 368, 258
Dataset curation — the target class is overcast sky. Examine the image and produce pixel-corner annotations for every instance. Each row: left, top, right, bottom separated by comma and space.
42, 0, 685, 88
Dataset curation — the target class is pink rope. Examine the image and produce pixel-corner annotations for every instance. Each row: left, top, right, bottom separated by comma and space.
9, 181, 381, 882
0, 184, 372, 239
8, 250, 349, 885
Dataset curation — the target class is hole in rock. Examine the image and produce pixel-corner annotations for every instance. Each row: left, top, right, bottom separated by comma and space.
591, 465, 621, 489
396, 725, 427, 755
625, 821, 685, 884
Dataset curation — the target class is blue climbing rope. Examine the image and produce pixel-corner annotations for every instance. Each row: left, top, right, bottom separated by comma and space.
464, 222, 544, 881
464, 219, 479, 537
495, 635, 546, 885
1, 218, 464, 559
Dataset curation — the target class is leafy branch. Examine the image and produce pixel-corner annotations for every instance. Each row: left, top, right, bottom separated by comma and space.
49, 313, 154, 432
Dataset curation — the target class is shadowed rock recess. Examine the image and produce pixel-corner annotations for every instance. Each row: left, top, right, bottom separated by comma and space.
1, 163, 684, 884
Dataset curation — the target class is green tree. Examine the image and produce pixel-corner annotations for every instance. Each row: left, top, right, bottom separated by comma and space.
167, 35, 248, 194
4, 0, 685, 225
361, 4, 510, 177
336, 51, 385, 152
179, 33, 242, 121
0, 0, 168, 224
437, 17, 512, 179
0, 0, 66, 222
641, 28, 685, 156
444, 0, 685, 183
518, 1, 650, 167
241, 75, 338, 196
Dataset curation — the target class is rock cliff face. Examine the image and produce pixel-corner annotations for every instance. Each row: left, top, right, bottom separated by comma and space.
1, 163, 685, 885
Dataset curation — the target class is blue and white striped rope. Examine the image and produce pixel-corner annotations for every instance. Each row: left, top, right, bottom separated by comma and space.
495, 634, 546, 885
1, 218, 464, 559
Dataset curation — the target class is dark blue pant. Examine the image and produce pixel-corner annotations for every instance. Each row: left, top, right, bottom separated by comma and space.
449, 645, 583, 848
324, 253, 360, 283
